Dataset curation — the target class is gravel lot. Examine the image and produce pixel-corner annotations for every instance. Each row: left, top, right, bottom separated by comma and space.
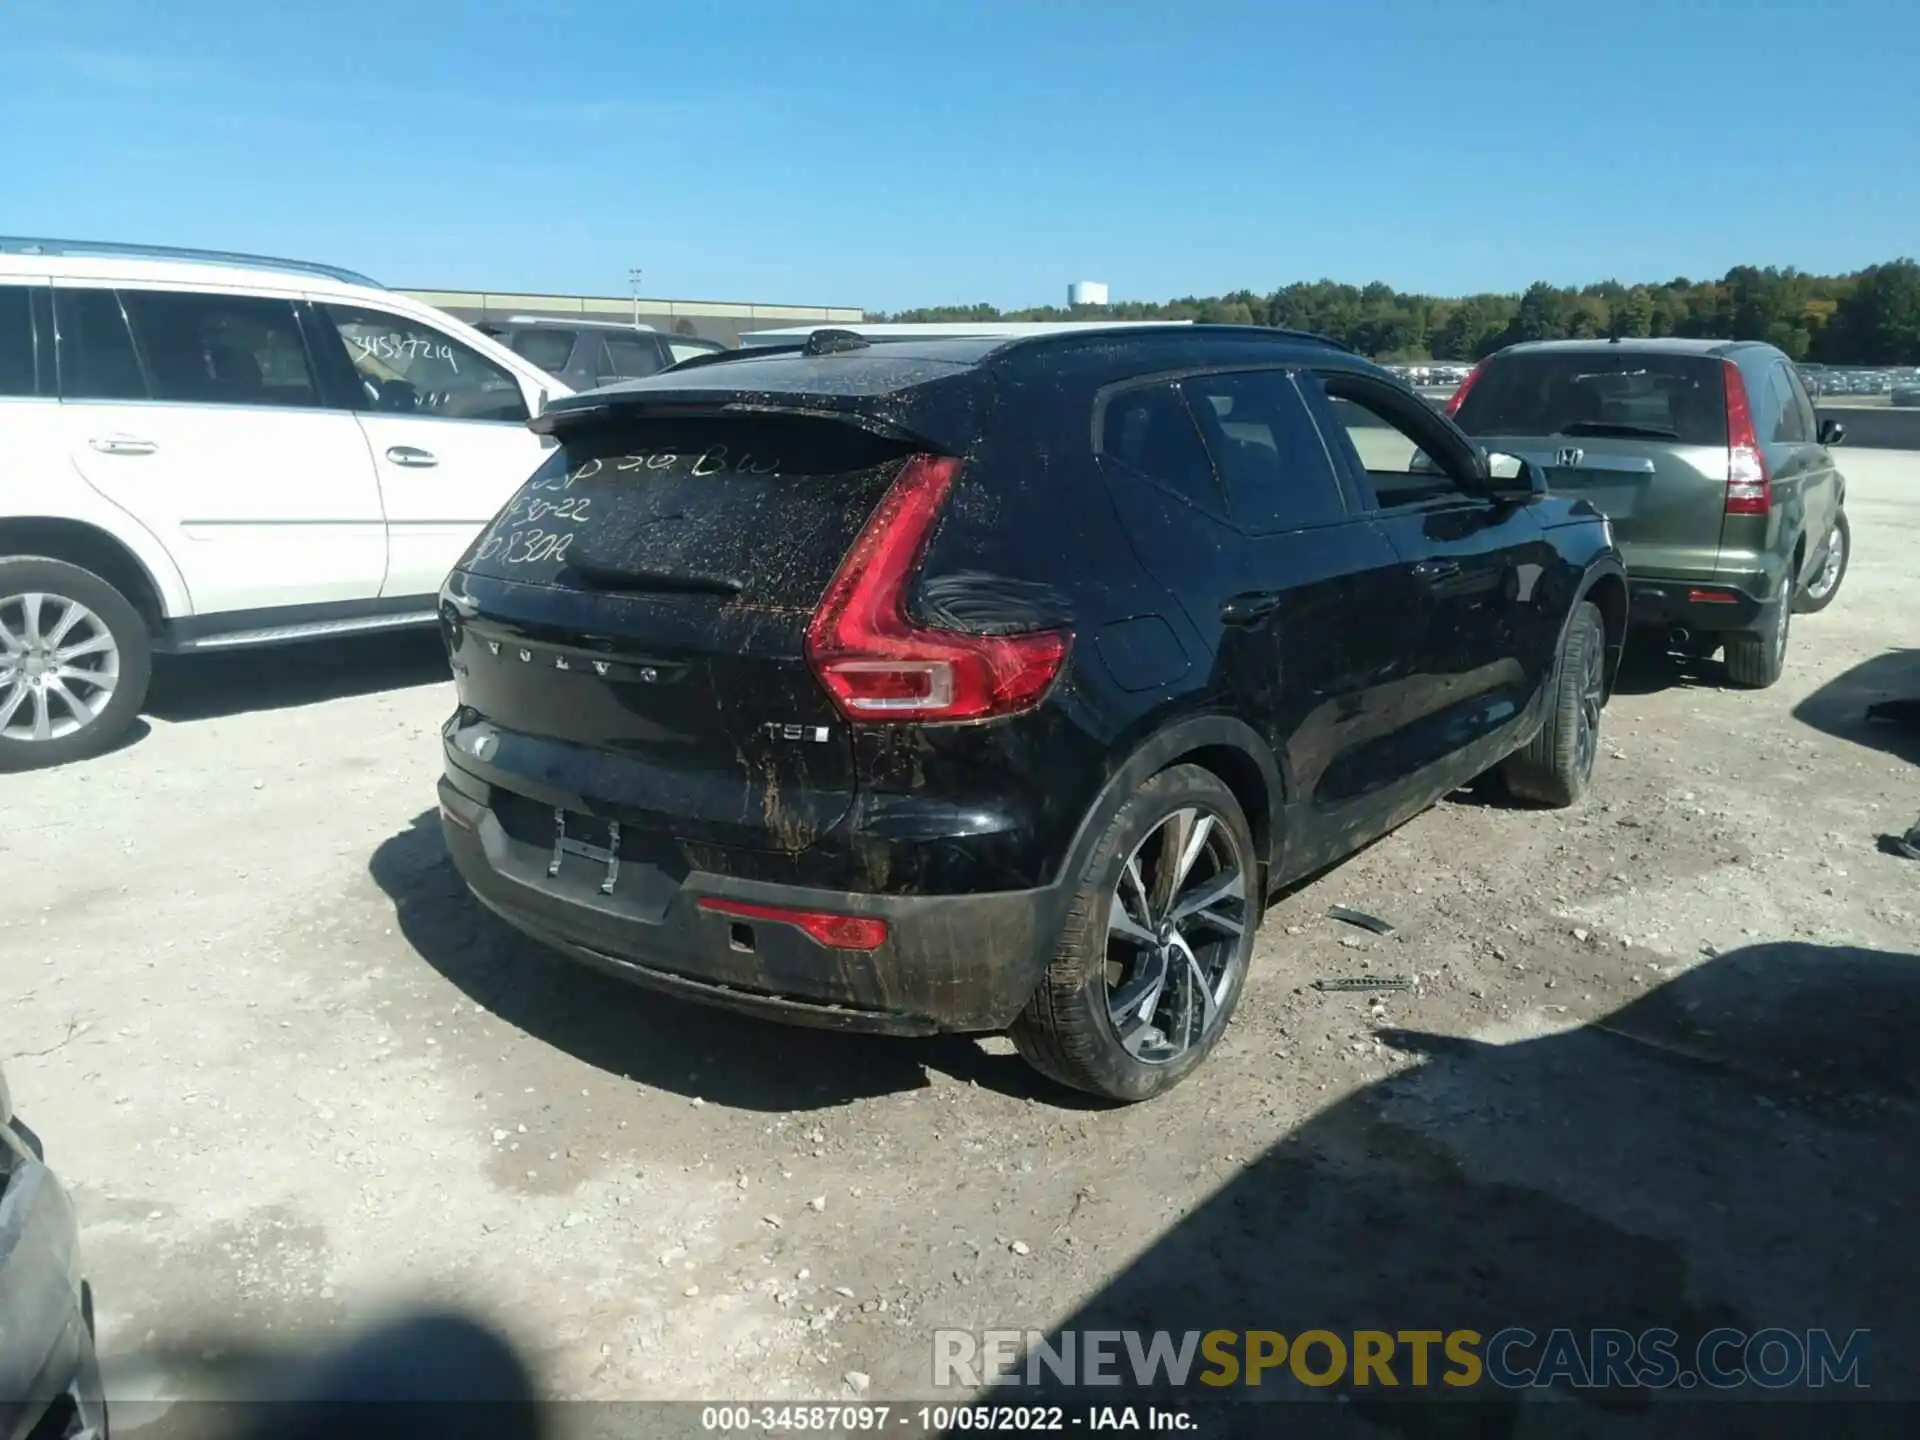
5, 452, 1916, 1432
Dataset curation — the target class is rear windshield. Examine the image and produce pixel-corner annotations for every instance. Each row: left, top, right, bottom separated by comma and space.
459, 415, 915, 606
1453, 352, 1729, 446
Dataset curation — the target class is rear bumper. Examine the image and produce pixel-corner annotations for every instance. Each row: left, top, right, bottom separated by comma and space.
1626, 574, 1779, 635
0, 1121, 107, 1440
437, 774, 1064, 1036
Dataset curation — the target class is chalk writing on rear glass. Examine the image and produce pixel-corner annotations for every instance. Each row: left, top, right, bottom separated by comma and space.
349, 333, 460, 372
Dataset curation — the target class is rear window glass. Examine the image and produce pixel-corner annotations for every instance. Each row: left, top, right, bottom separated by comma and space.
1453, 352, 1729, 447
510, 328, 578, 375
460, 416, 915, 606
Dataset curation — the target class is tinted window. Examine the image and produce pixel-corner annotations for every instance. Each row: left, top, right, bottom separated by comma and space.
1181, 370, 1346, 531
323, 305, 529, 423
1769, 363, 1812, 443
509, 328, 578, 375
120, 290, 319, 408
1453, 351, 1729, 447
599, 332, 663, 380
0, 286, 34, 397
1098, 381, 1223, 512
54, 288, 146, 401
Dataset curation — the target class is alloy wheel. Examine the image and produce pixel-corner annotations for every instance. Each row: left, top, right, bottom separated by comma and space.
0, 593, 122, 743
1104, 806, 1250, 1065
1575, 635, 1605, 781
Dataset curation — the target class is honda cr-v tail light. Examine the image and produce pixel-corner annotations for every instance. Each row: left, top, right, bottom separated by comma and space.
1722, 360, 1772, 516
805, 454, 1070, 723
1444, 361, 1486, 417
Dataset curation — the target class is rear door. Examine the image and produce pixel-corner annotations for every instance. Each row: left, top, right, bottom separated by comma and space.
1759, 357, 1840, 586
1452, 349, 1730, 580
444, 413, 922, 854
1093, 369, 1429, 880
1302, 368, 1558, 796
54, 284, 387, 615
314, 302, 553, 600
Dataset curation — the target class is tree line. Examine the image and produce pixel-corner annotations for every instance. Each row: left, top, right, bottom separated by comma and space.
873, 259, 1920, 366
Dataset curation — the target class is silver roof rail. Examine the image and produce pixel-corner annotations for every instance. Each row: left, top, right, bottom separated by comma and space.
0, 236, 383, 289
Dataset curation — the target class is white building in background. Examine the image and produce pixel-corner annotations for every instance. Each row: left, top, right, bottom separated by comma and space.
1068, 281, 1109, 307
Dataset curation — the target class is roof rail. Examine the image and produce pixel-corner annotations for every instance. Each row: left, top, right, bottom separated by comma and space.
0, 236, 383, 289
993, 322, 1360, 357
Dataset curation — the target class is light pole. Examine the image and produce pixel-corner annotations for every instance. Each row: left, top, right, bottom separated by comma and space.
629, 268, 643, 327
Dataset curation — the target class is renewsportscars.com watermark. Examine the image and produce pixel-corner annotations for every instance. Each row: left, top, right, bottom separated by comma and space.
935, 1327, 1872, 1392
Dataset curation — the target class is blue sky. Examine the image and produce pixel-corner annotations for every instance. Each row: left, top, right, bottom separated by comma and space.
3, 0, 1916, 310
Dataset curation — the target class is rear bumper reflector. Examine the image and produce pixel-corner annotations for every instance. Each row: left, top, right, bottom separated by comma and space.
696, 896, 889, 952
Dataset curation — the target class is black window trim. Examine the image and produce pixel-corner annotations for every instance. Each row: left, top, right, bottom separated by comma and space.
1299, 366, 1491, 515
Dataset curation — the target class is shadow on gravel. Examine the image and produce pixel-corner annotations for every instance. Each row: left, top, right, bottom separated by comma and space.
368, 811, 1093, 1112
1606, 638, 1728, 697
1793, 647, 1920, 766
1023, 941, 1919, 1437
145, 630, 449, 723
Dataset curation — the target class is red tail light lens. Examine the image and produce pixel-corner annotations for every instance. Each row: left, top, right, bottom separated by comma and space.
805, 453, 1070, 723
697, 896, 889, 951
1722, 360, 1771, 517
1444, 361, 1486, 417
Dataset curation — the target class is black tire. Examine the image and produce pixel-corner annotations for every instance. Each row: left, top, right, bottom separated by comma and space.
1723, 580, 1792, 690
1503, 600, 1606, 808
1011, 764, 1259, 1103
1793, 509, 1849, 615
0, 556, 153, 772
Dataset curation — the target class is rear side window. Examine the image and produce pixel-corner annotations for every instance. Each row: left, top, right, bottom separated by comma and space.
461, 415, 915, 605
1453, 352, 1729, 447
1181, 370, 1346, 531
599, 332, 664, 381
1097, 381, 1223, 513
121, 290, 320, 408
509, 328, 578, 375
1767, 362, 1812, 443
54, 288, 147, 401
0, 286, 34, 397
668, 339, 721, 364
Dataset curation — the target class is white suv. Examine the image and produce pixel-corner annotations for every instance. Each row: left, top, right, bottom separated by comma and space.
0, 238, 570, 770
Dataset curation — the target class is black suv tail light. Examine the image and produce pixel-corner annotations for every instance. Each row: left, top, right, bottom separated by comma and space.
804, 454, 1069, 723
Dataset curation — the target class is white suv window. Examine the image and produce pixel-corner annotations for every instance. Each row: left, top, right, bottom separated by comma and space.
322, 304, 529, 424
53, 288, 147, 400
121, 290, 320, 409
0, 285, 35, 397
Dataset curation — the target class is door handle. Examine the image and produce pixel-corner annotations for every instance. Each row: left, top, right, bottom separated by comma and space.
1220, 592, 1283, 626
386, 446, 439, 468
1412, 558, 1462, 584
88, 436, 157, 456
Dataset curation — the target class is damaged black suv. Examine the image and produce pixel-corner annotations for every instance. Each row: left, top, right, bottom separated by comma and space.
435, 325, 1626, 1101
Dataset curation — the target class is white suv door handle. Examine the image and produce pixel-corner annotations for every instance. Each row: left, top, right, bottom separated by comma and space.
89, 435, 157, 456
386, 446, 439, 468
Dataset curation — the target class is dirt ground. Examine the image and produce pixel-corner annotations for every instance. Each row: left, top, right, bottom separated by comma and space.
4, 452, 1916, 1434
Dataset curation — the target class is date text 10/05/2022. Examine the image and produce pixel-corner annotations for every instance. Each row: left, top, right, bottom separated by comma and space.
700, 1405, 1195, 1433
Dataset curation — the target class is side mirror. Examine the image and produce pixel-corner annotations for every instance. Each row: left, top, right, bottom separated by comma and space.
1483, 449, 1547, 500
1817, 417, 1845, 446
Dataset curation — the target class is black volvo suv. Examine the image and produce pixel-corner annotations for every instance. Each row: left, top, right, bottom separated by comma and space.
435, 326, 1626, 1100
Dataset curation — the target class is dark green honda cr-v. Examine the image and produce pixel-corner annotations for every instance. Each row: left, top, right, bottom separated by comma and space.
1448, 337, 1848, 689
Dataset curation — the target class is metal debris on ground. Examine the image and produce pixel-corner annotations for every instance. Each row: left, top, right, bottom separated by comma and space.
1312, 975, 1415, 993
1327, 905, 1396, 936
